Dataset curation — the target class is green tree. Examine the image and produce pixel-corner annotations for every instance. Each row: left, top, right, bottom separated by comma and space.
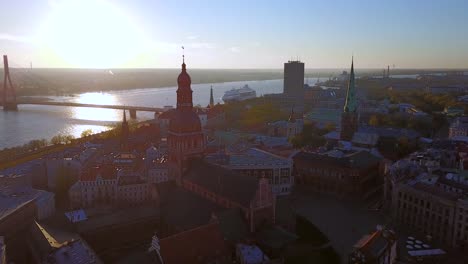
81, 129, 93, 138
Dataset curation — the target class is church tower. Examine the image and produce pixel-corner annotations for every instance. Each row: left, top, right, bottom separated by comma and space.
168, 54, 205, 183
209, 86, 214, 107
121, 109, 129, 149
340, 58, 358, 141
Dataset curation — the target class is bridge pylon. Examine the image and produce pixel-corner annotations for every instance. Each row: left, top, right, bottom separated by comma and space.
2, 55, 18, 111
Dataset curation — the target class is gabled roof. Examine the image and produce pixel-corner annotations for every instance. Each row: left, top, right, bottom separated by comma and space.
159, 222, 229, 264
184, 160, 259, 207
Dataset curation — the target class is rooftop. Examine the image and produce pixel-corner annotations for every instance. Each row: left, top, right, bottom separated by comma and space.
293, 150, 381, 170
159, 222, 229, 264
184, 160, 260, 207
0, 186, 53, 220
352, 228, 396, 262
206, 148, 291, 168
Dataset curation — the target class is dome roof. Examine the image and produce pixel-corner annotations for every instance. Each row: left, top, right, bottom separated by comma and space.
177, 63, 191, 88
169, 109, 202, 134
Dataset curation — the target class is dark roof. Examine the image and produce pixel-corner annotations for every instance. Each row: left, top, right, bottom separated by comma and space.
160, 222, 229, 264
293, 150, 381, 170
275, 196, 296, 227
184, 160, 259, 207
256, 226, 298, 250
214, 208, 249, 243
412, 182, 461, 201
358, 126, 420, 139
353, 229, 396, 261
160, 185, 221, 231
169, 109, 202, 134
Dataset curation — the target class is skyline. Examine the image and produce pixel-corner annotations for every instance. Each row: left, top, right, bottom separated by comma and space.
1, 0, 468, 69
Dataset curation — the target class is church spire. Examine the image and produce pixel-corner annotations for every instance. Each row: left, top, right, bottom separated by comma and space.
209, 86, 214, 107
343, 57, 357, 113
176, 47, 193, 110
288, 107, 296, 123
121, 109, 129, 148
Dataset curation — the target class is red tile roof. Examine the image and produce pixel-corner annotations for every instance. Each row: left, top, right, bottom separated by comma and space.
160, 222, 229, 264
207, 104, 224, 119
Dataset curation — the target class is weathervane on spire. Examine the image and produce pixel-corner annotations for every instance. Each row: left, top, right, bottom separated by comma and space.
182, 46, 185, 63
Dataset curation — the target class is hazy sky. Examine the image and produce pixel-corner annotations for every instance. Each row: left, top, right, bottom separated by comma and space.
1, 0, 467, 69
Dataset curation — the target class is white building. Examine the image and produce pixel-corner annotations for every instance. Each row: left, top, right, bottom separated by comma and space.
68, 166, 118, 208
69, 165, 156, 209
392, 172, 468, 248
267, 110, 304, 139
147, 159, 170, 184
449, 117, 468, 139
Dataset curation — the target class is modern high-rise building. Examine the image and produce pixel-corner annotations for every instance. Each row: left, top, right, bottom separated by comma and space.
283, 60, 305, 109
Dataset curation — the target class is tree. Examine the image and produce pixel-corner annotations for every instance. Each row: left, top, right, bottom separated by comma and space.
81, 129, 93, 138
51, 134, 75, 145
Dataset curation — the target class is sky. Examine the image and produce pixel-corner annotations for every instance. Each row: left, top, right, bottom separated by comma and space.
1, 0, 467, 69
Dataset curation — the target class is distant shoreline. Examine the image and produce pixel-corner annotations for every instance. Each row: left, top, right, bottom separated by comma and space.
9, 68, 467, 97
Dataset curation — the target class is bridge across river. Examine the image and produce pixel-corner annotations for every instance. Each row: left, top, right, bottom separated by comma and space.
1, 100, 165, 118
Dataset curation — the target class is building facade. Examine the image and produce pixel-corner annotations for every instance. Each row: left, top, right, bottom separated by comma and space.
283, 60, 305, 111
392, 173, 468, 248
283, 61, 305, 98
449, 117, 468, 139
267, 109, 303, 139
293, 150, 381, 198
69, 165, 157, 209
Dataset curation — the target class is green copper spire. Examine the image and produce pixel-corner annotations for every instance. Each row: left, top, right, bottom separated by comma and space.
209, 86, 214, 107
343, 57, 357, 113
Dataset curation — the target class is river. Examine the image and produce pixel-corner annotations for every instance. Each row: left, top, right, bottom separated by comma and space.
1, 79, 313, 149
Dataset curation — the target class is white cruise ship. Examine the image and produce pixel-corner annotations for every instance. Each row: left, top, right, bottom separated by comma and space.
222, 85, 257, 102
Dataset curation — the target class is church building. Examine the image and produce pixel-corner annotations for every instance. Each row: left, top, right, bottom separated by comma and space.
340, 58, 359, 141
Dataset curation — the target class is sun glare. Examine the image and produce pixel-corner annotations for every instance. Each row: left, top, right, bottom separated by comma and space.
38, 0, 149, 68
72, 92, 120, 121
